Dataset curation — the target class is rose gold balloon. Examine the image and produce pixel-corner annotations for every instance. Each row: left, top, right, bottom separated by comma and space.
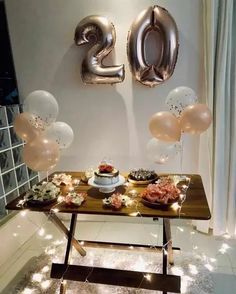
149, 111, 181, 142
13, 112, 41, 142
127, 5, 179, 87
23, 136, 60, 171
75, 15, 124, 84
179, 104, 212, 134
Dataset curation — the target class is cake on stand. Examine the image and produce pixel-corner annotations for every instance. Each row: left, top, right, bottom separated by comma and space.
88, 175, 126, 193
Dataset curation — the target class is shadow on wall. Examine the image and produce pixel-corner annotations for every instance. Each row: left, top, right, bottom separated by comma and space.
50, 44, 129, 170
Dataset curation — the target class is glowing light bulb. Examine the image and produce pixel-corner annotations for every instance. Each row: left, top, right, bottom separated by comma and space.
204, 263, 213, 271
177, 227, 184, 232
129, 212, 139, 217
41, 280, 51, 289
222, 243, 230, 249
189, 264, 198, 275
41, 266, 50, 273
20, 210, 27, 217
144, 274, 152, 281
150, 233, 158, 239
172, 202, 181, 210
172, 266, 184, 276
53, 240, 63, 246
45, 248, 56, 255
45, 234, 53, 240
22, 288, 34, 294
38, 228, 45, 236
57, 196, 64, 203
32, 273, 43, 282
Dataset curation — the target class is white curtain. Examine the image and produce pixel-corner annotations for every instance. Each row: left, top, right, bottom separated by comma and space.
198, 0, 236, 236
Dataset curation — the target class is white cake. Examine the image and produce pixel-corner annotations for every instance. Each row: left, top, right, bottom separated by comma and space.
94, 164, 119, 185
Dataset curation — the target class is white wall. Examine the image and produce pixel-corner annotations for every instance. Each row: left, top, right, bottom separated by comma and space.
5, 0, 203, 174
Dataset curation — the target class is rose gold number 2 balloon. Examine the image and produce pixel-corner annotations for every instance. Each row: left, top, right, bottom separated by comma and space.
127, 5, 179, 87
74, 15, 125, 84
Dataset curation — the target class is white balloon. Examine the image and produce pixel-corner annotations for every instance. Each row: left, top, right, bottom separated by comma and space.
24, 90, 59, 128
44, 121, 74, 149
146, 138, 181, 164
166, 86, 198, 117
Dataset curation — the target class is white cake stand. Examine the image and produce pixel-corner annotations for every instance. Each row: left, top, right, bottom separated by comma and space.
88, 175, 126, 193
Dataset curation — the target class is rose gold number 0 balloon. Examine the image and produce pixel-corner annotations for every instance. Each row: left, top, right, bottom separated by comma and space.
127, 5, 179, 87
74, 15, 125, 84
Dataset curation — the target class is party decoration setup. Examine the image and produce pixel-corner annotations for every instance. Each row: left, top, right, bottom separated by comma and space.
74, 5, 178, 87
13, 90, 74, 172
148, 86, 212, 164
127, 5, 179, 87
74, 15, 125, 84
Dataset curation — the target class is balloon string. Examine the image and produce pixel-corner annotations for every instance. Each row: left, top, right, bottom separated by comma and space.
180, 136, 184, 174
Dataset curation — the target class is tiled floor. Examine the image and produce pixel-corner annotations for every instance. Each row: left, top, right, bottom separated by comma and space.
0, 213, 236, 293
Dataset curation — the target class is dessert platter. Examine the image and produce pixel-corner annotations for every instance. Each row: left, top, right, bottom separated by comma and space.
102, 192, 132, 210
64, 191, 87, 206
24, 182, 60, 206
88, 161, 125, 193
128, 168, 158, 185
141, 177, 181, 208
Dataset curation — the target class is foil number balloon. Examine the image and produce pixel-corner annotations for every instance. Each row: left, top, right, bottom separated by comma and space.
127, 6, 179, 87
74, 15, 125, 84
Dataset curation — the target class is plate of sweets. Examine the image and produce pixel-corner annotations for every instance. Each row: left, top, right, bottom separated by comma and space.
64, 192, 87, 206
141, 177, 181, 208
52, 173, 72, 186
128, 168, 158, 185
24, 182, 60, 207
103, 193, 132, 210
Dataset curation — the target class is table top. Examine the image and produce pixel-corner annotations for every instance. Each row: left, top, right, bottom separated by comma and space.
6, 172, 211, 220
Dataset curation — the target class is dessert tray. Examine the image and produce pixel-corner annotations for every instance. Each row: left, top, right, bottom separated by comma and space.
88, 175, 126, 193
24, 182, 60, 207
141, 176, 182, 209
128, 169, 158, 185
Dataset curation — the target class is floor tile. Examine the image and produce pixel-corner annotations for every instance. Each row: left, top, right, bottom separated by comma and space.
96, 222, 161, 245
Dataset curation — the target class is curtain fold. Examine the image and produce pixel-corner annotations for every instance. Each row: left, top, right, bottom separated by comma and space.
199, 0, 236, 236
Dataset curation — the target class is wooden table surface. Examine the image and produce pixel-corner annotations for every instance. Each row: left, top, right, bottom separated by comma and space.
6, 172, 211, 220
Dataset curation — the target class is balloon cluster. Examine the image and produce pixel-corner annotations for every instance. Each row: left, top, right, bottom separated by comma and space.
13, 90, 74, 172
147, 86, 212, 164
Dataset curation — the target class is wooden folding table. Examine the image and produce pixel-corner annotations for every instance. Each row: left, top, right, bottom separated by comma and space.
6, 172, 211, 294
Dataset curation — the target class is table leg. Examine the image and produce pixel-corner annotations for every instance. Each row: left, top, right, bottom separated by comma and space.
162, 218, 174, 294
164, 219, 174, 266
64, 213, 77, 265
45, 212, 86, 256
59, 213, 77, 294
